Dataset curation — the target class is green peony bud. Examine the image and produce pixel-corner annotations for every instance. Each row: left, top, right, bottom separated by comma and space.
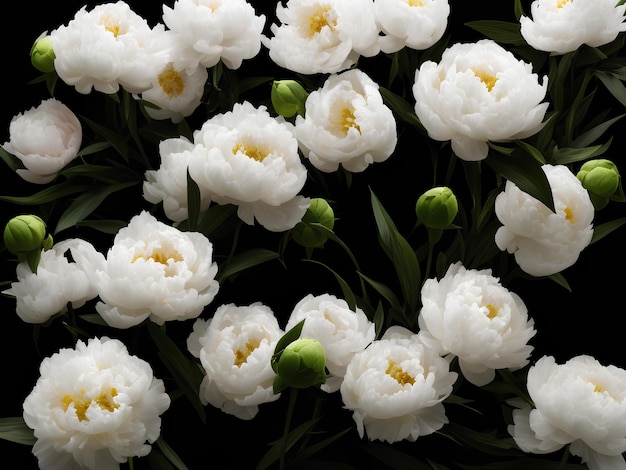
275, 338, 326, 390
577, 159, 620, 210
415, 186, 459, 230
30, 35, 56, 73
4, 215, 52, 273
271, 80, 308, 118
291, 198, 335, 248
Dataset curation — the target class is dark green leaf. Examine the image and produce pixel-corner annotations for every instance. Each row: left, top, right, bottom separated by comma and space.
464, 21, 526, 46
76, 219, 128, 234
590, 217, 626, 244
0, 146, 24, 172
595, 71, 626, 107
0, 182, 90, 205
216, 248, 280, 283
572, 114, 625, 148
551, 139, 612, 165
303, 259, 358, 311
156, 438, 189, 470
186, 169, 201, 232
272, 319, 305, 362
0, 417, 36, 445
379, 87, 424, 131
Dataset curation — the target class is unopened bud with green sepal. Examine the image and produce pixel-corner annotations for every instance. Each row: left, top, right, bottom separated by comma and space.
577, 159, 620, 210
4, 215, 53, 273
271, 80, 308, 118
415, 186, 458, 230
273, 338, 326, 392
30, 34, 56, 73
291, 198, 335, 248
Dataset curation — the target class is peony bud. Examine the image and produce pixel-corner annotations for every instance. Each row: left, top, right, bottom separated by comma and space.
291, 198, 335, 248
415, 186, 458, 230
577, 159, 620, 210
271, 80, 308, 118
274, 338, 326, 390
3, 215, 53, 273
30, 35, 56, 73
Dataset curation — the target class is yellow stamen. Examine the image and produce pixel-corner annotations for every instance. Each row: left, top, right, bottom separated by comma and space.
309, 6, 336, 36
233, 143, 269, 162
485, 304, 499, 320
408, 0, 424, 6
564, 206, 575, 223
557, 0, 572, 8
61, 388, 119, 422
101, 16, 121, 37
386, 360, 415, 386
132, 249, 183, 265
473, 69, 498, 92
234, 338, 261, 367
158, 69, 185, 98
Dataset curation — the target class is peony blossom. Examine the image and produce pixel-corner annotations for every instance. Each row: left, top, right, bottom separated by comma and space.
495, 164, 594, 277
294, 68, 398, 172
340, 326, 457, 443
418, 261, 536, 387
3, 239, 98, 324
508, 355, 626, 470
412, 39, 549, 161
374, 0, 450, 54
285, 293, 376, 393
520, 0, 626, 55
49, 1, 168, 94
187, 302, 284, 420
23, 337, 171, 470
2, 98, 82, 184
187, 101, 310, 231
71, 211, 219, 329
262, 0, 380, 75
161, 0, 265, 70
143, 137, 213, 223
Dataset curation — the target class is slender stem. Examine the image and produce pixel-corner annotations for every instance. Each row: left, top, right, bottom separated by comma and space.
280, 387, 298, 470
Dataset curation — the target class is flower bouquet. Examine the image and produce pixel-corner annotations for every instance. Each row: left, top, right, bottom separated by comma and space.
2, 0, 626, 469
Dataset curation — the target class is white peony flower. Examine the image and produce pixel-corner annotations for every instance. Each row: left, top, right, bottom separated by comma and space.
2, 98, 82, 184
520, 0, 626, 55
285, 293, 376, 393
495, 164, 594, 277
188, 101, 310, 232
3, 239, 98, 324
262, 0, 380, 75
418, 261, 536, 387
143, 137, 213, 223
49, 1, 168, 94
508, 355, 626, 470
412, 39, 549, 161
161, 0, 265, 69
340, 326, 457, 443
295, 68, 398, 172
23, 337, 171, 470
187, 302, 284, 420
374, 0, 450, 54
71, 211, 219, 329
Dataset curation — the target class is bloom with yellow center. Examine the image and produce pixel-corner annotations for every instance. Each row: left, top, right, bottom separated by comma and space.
187, 303, 284, 420
23, 337, 170, 469
340, 326, 457, 443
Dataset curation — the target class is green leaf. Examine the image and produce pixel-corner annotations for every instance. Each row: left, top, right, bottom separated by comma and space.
551, 139, 612, 165
272, 319, 305, 363
357, 271, 403, 313
216, 248, 280, 283
590, 217, 626, 244
186, 169, 201, 232
255, 417, 320, 470
485, 150, 555, 212
514, 140, 546, 164
370, 188, 421, 310
0, 182, 90, 205
196, 203, 237, 236
464, 21, 526, 46
595, 71, 626, 107
76, 141, 113, 157
0, 417, 36, 445
76, 219, 128, 234
0, 146, 24, 172
303, 259, 358, 312
379, 87, 424, 132
572, 114, 625, 148
444, 423, 522, 457
60, 163, 140, 184
156, 438, 189, 470
54, 182, 137, 234
147, 322, 206, 424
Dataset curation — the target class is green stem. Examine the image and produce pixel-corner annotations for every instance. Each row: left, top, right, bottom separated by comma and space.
280, 387, 298, 470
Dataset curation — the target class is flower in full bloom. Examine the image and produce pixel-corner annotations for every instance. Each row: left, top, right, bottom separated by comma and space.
340, 326, 457, 443
187, 101, 310, 231
49, 1, 167, 94
143, 137, 213, 223
3, 239, 98, 324
412, 39, 549, 161
418, 262, 536, 386
161, 0, 265, 70
187, 302, 284, 420
262, 0, 380, 75
71, 211, 219, 328
520, 0, 626, 55
295, 69, 397, 172
508, 355, 626, 470
374, 0, 450, 54
23, 337, 171, 470
495, 164, 594, 277
285, 293, 376, 392
2, 98, 82, 184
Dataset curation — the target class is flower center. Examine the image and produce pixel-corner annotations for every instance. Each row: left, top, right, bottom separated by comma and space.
308, 5, 336, 37
386, 360, 415, 386
234, 338, 261, 367
158, 68, 186, 98
233, 142, 269, 162
408, 0, 424, 6
330, 105, 361, 136
133, 248, 183, 265
101, 16, 121, 37
485, 304, 499, 320
61, 388, 119, 422
473, 69, 498, 92
564, 206, 575, 223
556, 0, 572, 7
